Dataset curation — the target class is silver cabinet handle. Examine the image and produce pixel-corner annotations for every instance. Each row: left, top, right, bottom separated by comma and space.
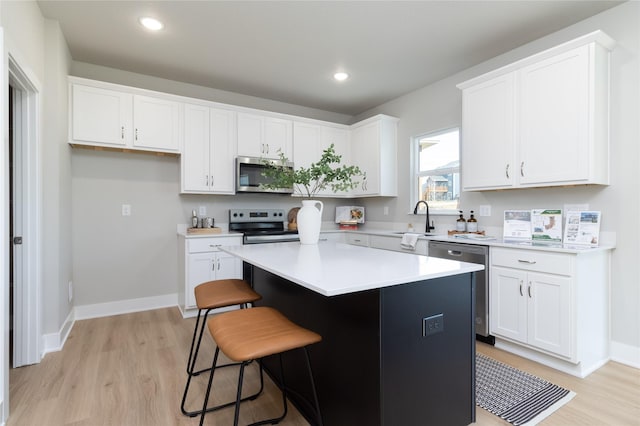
205, 175, 209, 186
518, 259, 537, 264
528, 282, 532, 298
519, 280, 524, 296
520, 161, 525, 177
121, 126, 125, 139
266, 143, 269, 154
217, 259, 221, 270
506, 164, 510, 179
135, 128, 139, 141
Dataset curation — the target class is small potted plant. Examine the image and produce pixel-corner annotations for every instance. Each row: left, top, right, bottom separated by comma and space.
261, 144, 365, 244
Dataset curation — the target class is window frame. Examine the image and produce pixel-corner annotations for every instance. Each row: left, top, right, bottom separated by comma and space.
410, 126, 462, 216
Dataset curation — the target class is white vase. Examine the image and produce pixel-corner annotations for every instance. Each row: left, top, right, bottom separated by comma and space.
297, 200, 323, 245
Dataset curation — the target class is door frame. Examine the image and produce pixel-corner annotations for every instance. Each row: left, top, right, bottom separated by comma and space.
8, 53, 42, 368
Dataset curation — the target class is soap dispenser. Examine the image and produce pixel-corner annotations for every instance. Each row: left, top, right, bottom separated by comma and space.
191, 210, 198, 229
456, 210, 467, 232
467, 211, 478, 232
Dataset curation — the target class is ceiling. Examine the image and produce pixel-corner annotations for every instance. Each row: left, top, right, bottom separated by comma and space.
37, 1, 623, 116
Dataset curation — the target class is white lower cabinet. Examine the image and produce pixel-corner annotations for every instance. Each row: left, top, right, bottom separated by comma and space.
178, 235, 243, 313
490, 246, 610, 376
369, 234, 428, 255
345, 233, 369, 247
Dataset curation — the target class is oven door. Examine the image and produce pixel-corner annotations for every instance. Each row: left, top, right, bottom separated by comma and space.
243, 232, 299, 245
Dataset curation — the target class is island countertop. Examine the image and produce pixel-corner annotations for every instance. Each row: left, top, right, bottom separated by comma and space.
221, 241, 484, 296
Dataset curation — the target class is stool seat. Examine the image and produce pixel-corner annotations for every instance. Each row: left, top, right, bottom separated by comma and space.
195, 279, 261, 310
208, 307, 322, 362
200, 307, 323, 426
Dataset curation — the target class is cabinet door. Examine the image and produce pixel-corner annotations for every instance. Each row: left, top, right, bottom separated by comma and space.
237, 113, 264, 157
461, 73, 516, 190
182, 104, 211, 192
350, 121, 380, 196
209, 109, 237, 193
490, 266, 528, 343
186, 253, 215, 309
215, 252, 243, 281
320, 126, 351, 196
527, 272, 572, 358
264, 117, 293, 159
71, 84, 132, 146
518, 45, 590, 186
133, 95, 181, 152
293, 122, 322, 196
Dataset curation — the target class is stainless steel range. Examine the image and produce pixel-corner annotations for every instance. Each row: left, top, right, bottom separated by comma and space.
229, 208, 299, 244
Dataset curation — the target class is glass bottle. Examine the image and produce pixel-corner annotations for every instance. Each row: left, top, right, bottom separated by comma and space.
456, 210, 467, 232
467, 210, 478, 232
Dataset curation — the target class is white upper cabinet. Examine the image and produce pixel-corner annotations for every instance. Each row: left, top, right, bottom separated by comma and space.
237, 112, 292, 159
350, 114, 398, 197
71, 84, 133, 147
292, 121, 351, 197
132, 95, 182, 152
69, 79, 182, 154
460, 73, 516, 190
182, 104, 236, 194
458, 31, 615, 191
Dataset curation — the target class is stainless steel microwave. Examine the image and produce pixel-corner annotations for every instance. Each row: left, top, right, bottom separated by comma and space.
236, 157, 294, 194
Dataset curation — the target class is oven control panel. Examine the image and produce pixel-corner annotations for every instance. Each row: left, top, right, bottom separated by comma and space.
229, 209, 286, 223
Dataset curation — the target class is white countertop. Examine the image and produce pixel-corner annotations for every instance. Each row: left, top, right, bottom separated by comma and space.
221, 241, 484, 297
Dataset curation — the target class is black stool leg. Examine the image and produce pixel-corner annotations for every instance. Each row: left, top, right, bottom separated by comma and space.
249, 354, 288, 426
303, 347, 323, 426
199, 347, 220, 426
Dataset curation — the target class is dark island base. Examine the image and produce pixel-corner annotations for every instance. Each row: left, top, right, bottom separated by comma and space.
246, 264, 476, 426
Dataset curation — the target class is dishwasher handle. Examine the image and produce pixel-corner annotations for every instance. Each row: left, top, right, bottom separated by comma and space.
447, 249, 463, 257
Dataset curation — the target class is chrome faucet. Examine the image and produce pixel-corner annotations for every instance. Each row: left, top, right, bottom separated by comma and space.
413, 200, 435, 233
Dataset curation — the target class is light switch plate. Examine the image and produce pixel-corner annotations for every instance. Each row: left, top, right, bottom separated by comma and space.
122, 204, 131, 216
199, 206, 207, 216
479, 205, 491, 216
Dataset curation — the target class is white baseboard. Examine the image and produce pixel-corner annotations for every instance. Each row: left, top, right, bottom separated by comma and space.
610, 340, 640, 369
42, 309, 75, 357
74, 293, 178, 320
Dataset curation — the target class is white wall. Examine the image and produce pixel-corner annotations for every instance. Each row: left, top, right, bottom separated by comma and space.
1, 0, 73, 335
356, 2, 640, 360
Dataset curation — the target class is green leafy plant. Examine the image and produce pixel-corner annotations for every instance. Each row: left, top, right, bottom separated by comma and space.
260, 144, 366, 197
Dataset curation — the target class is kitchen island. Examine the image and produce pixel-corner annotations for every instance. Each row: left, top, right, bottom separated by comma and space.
221, 241, 484, 426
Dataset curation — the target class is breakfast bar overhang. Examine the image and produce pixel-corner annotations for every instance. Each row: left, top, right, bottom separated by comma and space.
222, 241, 484, 426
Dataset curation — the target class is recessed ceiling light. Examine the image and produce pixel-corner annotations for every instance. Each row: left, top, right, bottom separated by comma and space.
334, 72, 349, 82
139, 17, 164, 31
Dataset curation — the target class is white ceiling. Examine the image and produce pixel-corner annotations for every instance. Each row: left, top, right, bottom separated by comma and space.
37, 0, 623, 116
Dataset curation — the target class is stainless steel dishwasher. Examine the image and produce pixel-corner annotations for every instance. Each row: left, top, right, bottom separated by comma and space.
428, 240, 494, 344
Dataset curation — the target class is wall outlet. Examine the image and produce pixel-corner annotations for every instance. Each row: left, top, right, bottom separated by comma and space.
121, 204, 131, 216
199, 206, 207, 216
423, 313, 444, 337
383, 206, 389, 216
68, 281, 73, 303
479, 205, 491, 217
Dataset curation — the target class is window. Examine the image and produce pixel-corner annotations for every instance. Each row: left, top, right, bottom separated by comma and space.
412, 128, 460, 213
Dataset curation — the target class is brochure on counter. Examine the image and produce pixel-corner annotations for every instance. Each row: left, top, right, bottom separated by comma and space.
531, 209, 563, 243
563, 211, 601, 246
503, 210, 533, 240
503, 209, 601, 246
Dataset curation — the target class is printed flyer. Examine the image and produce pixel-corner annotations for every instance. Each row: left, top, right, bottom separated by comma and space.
531, 209, 563, 243
563, 211, 601, 246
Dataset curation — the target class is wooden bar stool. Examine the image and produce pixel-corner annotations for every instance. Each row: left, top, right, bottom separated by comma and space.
199, 306, 323, 426
181, 279, 262, 417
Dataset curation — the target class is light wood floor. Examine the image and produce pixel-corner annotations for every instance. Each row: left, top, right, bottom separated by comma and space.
7, 307, 640, 426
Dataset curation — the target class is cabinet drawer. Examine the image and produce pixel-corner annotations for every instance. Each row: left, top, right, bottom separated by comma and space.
188, 236, 242, 253
346, 233, 369, 247
491, 247, 573, 276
